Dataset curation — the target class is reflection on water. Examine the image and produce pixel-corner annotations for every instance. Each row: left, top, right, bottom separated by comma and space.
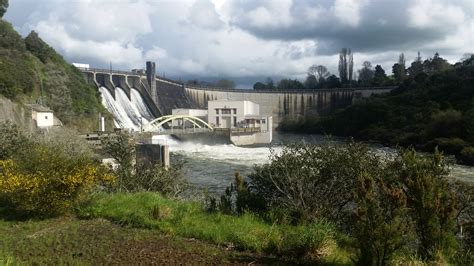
153, 133, 474, 194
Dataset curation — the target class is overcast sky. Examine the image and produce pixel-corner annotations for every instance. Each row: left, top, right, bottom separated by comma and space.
4, 0, 473, 86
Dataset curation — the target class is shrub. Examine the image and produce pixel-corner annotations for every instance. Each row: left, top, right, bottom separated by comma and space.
0, 126, 115, 217
0, 155, 114, 217
424, 137, 467, 155
102, 132, 186, 196
352, 173, 413, 265
0, 121, 31, 160
459, 147, 474, 165
133, 162, 187, 197
248, 141, 382, 225
389, 149, 458, 260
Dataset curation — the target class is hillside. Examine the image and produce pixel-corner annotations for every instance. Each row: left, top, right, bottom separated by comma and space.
280, 58, 474, 165
0, 19, 108, 131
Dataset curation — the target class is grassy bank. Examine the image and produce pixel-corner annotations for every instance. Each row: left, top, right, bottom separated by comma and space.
0, 217, 290, 264
77, 192, 349, 264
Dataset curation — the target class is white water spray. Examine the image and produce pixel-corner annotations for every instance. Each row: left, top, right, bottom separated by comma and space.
99, 86, 154, 131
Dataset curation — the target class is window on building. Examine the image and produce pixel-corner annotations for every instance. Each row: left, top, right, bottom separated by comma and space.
216, 117, 219, 126
262, 119, 266, 124
215, 109, 219, 114
233, 117, 237, 127
233, 109, 236, 114
45, 116, 48, 119
222, 109, 231, 114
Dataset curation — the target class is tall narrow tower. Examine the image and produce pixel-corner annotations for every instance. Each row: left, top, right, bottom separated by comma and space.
146, 61, 157, 101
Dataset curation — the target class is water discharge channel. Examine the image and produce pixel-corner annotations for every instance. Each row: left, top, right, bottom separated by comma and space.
99, 87, 474, 194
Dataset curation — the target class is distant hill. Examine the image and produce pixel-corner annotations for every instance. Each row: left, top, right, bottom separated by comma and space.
280, 57, 474, 165
0, 19, 109, 131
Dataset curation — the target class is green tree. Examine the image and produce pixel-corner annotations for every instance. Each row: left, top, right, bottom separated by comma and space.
353, 172, 412, 265
339, 48, 353, 84
326, 75, 341, 88
408, 51, 424, 78
423, 52, 452, 74
358, 61, 374, 85
392, 53, 407, 83
304, 74, 318, 89
308, 64, 329, 83
277, 79, 304, 90
390, 149, 457, 260
215, 78, 235, 89
102, 132, 135, 192
253, 81, 266, 90
0, 0, 8, 18
373, 64, 388, 85
266, 77, 275, 90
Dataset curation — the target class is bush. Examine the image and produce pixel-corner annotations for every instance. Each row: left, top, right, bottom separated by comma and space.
0, 124, 115, 217
0, 144, 114, 218
0, 121, 31, 160
459, 147, 474, 165
424, 137, 467, 154
102, 132, 186, 196
248, 141, 382, 225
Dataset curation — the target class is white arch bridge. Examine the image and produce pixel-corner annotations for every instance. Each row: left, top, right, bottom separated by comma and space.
142, 115, 214, 135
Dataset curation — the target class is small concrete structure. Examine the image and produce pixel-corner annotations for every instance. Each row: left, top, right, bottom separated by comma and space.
27, 104, 54, 128
135, 143, 170, 168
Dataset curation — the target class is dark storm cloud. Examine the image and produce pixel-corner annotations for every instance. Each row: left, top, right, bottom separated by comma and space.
226, 0, 472, 55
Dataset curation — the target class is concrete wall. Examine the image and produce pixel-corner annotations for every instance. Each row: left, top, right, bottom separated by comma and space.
185, 87, 393, 127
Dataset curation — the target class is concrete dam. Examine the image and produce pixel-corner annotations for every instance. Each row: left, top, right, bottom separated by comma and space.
79, 62, 395, 127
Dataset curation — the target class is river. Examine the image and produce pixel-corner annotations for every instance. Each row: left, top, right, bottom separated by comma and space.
152, 133, 474, 194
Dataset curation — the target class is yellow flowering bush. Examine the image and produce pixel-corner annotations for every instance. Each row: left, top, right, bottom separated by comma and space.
0, 146, 115, 217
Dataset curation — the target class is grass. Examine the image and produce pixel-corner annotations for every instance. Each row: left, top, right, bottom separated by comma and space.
76, 192, 349, 263
0, 217, 287, 264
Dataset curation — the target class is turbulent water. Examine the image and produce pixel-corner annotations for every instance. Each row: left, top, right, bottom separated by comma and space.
99, 90, 474, 194
161, 135, 474, 193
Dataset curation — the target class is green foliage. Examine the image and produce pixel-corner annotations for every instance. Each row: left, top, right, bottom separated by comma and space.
0, 20, 25, 51
0, 126, 114, 218
133, 163, 187, 197
0, 23, 107, 130
0, 0, 7, 18
353, 173, 412, 265
215, 78, 235, 89
101, 132, 134, 191
287, 60, 474, 165
77, 192, 340, 262
248, 141, 382, 225
277, 78, 305, 90
459, 147, 474, 165
0, 121, 31, 160
101, 133, 186, 196
389, 149, 457, 260
24, 31, 60, 63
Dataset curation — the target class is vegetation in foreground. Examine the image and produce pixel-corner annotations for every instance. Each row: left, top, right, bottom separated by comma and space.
1, 122, 473, 265
0, 217, 286, 265
280, 56, 474, 166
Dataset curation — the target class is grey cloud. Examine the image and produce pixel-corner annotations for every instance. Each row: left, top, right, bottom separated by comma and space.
227, 0, 472, 55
